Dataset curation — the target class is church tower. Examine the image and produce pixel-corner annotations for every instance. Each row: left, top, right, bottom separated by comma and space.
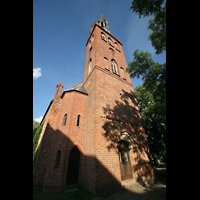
33, 12, 154, 195
82, 12, 154, 193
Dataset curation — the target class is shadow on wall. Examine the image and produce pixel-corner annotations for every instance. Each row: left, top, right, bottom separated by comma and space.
33, 121, 166, 199
33, 89, 154, 195
33, 123, 122, 195
102, 89, 154, 186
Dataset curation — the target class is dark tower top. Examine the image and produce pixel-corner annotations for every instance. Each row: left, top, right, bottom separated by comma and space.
98, 11, 110, 34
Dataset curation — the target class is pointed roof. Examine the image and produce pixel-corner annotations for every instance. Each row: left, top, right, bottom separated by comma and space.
61, 83, 88, 98
99, 11, 106, 21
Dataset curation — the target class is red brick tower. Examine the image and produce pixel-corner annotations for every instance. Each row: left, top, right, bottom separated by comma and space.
33, 12, 153, 194
82, 12, 154, 193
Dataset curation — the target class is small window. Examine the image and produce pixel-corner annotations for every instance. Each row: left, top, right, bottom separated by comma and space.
55, 150, 61, 168
109, 47, 114, 52
101, 32, 106, 41
115, 43, 119, 50
108, 38, 112, 46
89, 58, 92, 74
63, 114, 67, 126
77, 115, 80, 126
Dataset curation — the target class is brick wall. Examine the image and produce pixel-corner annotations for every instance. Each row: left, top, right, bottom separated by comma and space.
33, 22, 154, 194
83, 23, 153, 193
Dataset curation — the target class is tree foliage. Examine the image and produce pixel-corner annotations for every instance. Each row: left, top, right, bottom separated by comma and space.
128, 0, 166, 164
127, 49, 166, 98
135, 84, 166, 163
130, 0, 166, 54
33, 120, 40, 138
33, 121, 44, 168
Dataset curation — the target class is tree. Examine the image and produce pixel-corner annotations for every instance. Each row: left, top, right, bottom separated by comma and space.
134, 84, 166, 164
33, 121, 44, 168
130, 0, 166, 54
33, 119, 39, 138
128, 0, 166, 164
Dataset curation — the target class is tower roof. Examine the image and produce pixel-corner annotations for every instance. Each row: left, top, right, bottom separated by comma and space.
98, 11, 110, 34
99, 11, 106, 21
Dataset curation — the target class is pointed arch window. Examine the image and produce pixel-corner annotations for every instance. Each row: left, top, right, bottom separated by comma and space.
89, 58, 92, 74
55, 150, 61, 168
111, 60, 118, 74
63, 114, 67, 126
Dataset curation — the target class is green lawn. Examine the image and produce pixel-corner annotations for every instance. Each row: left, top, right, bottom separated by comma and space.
33, 185, 93, 200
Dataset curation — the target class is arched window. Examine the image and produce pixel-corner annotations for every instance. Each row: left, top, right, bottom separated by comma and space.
89, 58, 92, 74
111, 60, 118, 74
77, 115, 80, 126
55, 150, 61, 168
115, 43, 119, 50
108, 38, 112, 46
63, 114, 67, 126
101, 32, 106, 41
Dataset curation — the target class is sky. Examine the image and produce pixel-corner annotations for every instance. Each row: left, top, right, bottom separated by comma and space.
33, 0, 166, 122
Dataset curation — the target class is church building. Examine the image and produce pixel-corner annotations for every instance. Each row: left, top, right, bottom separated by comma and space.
33, 12, 154, 194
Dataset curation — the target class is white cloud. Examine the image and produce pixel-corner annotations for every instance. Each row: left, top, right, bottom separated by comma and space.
34, 116, 43, 123
33, 68, 42, 80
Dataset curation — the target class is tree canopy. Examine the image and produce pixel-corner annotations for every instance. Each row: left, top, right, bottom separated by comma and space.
130, 0, 166, 54
128, 0, 166, 164
135, 84, 166, 163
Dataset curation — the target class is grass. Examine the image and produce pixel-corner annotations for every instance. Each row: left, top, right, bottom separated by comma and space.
33, 185, 94, 200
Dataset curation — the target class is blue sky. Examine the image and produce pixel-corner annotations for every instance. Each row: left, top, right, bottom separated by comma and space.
33, 0, 166, 122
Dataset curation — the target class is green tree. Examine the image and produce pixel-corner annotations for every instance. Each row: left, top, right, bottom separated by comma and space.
33, 121, 44, 168
33, 120, 39, 138
128, 0, 166, 164
135, 84, 166, 164
127, 49, 166, 100
130, 0, 166, 54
